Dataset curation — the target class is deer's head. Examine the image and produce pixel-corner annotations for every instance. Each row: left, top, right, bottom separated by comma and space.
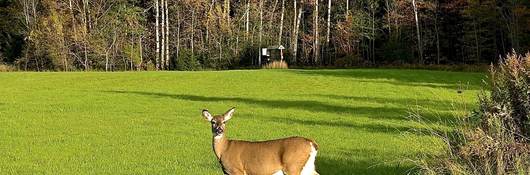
202, 107, 235, 138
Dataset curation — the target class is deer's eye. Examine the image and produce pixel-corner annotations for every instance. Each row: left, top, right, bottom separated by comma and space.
210, 121, 215, 125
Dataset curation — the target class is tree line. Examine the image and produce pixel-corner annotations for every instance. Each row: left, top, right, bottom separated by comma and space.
0, 0, 529, 71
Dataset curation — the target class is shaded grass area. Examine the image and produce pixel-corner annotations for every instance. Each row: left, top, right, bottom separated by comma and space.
0, 69, 485, 174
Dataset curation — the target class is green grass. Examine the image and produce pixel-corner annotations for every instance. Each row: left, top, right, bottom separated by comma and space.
0, 69, 485, 174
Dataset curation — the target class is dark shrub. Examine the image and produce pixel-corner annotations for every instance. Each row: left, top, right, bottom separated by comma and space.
175, 49, 202, 71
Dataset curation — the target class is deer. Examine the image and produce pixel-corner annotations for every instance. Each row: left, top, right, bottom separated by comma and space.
201, 107, 319, 175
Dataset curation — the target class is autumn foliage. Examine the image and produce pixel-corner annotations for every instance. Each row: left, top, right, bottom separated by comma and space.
419, 52, 530, 174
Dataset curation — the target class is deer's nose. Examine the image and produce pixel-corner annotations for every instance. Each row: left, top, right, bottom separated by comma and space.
215, 127, 224, 134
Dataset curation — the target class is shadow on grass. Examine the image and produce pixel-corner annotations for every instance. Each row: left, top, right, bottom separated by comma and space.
292, 69, 484, 90
265, 116, 441, 135
317, 155, 414, 175
105, 91, 410, 121
310, 94, 470, 122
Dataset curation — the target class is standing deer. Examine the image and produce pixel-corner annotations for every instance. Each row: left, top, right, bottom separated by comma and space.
202, 107, 319, 175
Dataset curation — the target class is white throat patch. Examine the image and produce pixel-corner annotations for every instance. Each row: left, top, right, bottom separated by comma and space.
214, 134, 223, 140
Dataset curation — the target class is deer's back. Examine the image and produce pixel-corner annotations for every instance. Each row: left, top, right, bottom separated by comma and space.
221, 137, 316, 174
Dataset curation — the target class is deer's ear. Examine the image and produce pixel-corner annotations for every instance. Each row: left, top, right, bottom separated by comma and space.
223, 107, 235, 122
202, 109, 213, 121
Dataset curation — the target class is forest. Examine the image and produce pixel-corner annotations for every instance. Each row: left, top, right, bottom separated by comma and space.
0, 0, 529, 71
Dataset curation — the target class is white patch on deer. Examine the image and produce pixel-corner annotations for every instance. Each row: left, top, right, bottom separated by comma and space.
272, 170, 284, 175
300, 143, 318, 175
214, 134, 223, 140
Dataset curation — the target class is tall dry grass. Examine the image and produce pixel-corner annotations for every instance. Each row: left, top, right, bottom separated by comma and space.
0, 63, 15, 72
262, 60, 288, 69
414, 51, 530, 175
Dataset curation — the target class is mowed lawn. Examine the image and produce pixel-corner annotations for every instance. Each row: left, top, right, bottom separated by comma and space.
0, 69, 485, 174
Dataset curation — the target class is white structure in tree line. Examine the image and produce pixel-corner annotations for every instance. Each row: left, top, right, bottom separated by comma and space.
259, 45, 285, 66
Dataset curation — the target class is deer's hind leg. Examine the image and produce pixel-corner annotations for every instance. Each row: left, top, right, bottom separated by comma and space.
272, 170, 285, 175
283, 166, 302, 175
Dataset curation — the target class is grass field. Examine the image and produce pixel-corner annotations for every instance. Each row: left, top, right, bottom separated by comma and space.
0, 69, 485, 174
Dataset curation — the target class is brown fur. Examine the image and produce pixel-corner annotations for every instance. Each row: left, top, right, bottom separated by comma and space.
203, 108, 318, 175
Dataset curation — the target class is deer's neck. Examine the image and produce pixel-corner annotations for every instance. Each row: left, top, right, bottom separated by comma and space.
212, 134, 229, 160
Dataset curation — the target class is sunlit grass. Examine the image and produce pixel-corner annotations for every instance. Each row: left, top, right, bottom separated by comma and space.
0, 69, 485, 174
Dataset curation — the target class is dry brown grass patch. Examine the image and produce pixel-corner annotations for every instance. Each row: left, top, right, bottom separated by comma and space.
262, 61, 288, 69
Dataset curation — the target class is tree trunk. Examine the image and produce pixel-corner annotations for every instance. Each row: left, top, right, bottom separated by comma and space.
130, 35, 134, 70
191, 9, 194, 56
292, 0, 297, 39
177, 9, 180, 68
371, 3, 375, 63
346, 0, 349, 14
139, 35, 143, 70
155, 0, 160, 70
293, 6, 302, 64
84, 43, 88, 71
67, 0, 76, 71
326, 0, 331, 44
105, 52, 109, 72
246, 0, 250, 39
269, 0, 280, 39
291, 0, 298, 63
224, 0, 230, 22
86, 0, 92, 31
22, 0, 29, 27
161, 0, 166, 69
412, 0, 423, 64
278, 0, 285, 45
313, 0, 319, 64
385, 0, 391, 36
165, 0, 169, 69
259, 0, 263, 66
219, 40, 222, 61
291, 0, 297, 55
82, 0, 89, 71
434, 0, 440, 64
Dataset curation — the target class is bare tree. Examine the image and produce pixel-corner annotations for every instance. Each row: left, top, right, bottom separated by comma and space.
165, 0, 169, 69
278, 0, 285, 45
139, 35, 143, 70
326, 0, 331, 44
259, 0, 263, 65
191, 9, 194, 56
155, 0, 160, 70
370, 0, 376, 63
412, 0, 423, 64
434, 0, 440, 64
66, 0, 77, 71
246, 0, 250, 39
269, 0, 280, 42
82, 0, 90, 71
105, 30, 117, 72
176, 8, 180, 68
161, 0, 166, 69
292, 4, 302, 64
313, 0, 319, 63
291, 0, 298, 63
